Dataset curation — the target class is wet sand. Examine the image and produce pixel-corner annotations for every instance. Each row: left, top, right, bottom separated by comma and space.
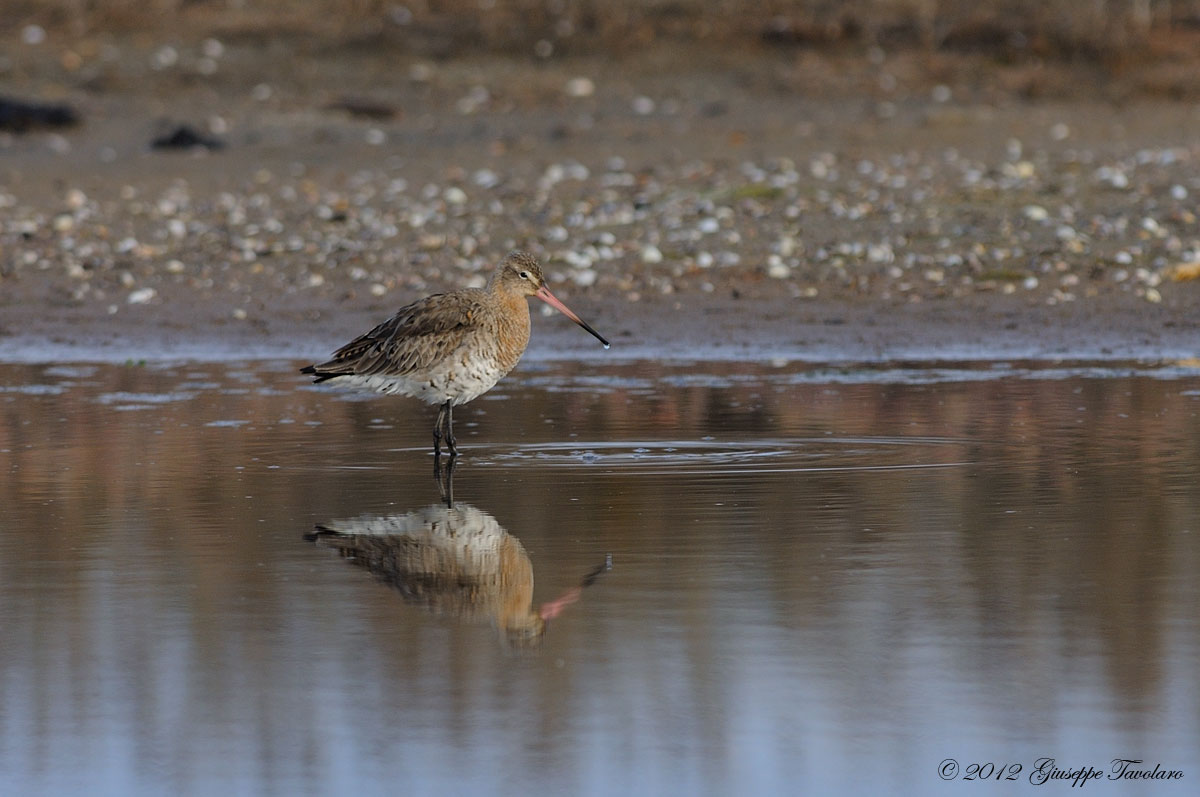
2, 37, 1199, 363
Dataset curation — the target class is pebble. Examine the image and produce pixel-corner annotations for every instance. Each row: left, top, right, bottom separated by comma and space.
631, 96, 656, 115
22, 25, 46, 45
127, 288, 157, 304
565, 77, 595, 98
766, 257, 790, 279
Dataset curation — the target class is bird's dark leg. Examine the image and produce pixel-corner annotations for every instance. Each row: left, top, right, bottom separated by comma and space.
433, 401, 449, 474
445, 403, 458, 458
433, 401, 450, 454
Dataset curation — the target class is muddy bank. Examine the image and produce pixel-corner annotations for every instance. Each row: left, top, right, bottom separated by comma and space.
0, 288, 1195, 364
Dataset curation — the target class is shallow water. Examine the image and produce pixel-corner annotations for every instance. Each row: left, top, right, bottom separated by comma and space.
2, 359, 1198, 795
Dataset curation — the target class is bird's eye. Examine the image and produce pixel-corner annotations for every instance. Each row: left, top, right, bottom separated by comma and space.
519, 271, 530, 280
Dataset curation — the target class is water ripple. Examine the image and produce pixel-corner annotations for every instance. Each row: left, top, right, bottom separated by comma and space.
470, 437, 971, 474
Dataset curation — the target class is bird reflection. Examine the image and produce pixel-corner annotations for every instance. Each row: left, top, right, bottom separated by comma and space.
306, 502, 609, 647
434, 453, 455, 507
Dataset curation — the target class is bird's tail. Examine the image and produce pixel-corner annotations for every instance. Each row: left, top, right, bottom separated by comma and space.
299, 363, 340, 383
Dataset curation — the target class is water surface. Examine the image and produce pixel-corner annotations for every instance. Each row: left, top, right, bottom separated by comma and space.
2, 359, 1198, 795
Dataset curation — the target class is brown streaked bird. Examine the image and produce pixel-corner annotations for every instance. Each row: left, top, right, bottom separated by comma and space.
301, 251, 608, 457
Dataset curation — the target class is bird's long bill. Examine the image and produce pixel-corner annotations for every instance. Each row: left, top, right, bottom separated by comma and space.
535, 285, 610, 348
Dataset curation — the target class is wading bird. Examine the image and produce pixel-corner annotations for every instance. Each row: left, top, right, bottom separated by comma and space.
302, 251, 608, 459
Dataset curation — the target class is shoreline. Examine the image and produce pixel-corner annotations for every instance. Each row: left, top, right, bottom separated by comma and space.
2, 292, 1195, 365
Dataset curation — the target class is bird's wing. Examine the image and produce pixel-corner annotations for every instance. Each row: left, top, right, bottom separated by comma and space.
307, 292, 485, 379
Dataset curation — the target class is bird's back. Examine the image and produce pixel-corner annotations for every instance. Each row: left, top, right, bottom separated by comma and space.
302, 287, 531, 405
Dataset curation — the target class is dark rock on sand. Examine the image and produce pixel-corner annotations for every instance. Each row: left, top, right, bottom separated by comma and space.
0, 96, 80, 132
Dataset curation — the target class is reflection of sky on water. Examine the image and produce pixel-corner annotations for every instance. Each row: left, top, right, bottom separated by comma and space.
1, 360, 1197, 794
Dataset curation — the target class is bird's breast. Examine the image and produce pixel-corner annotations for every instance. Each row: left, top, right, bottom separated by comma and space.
489, 294, 532, 374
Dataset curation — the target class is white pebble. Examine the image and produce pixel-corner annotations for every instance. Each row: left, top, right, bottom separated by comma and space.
22, 25, 46, 45
867, 244, 894, 264
631, 96, 656, 115
1095, 166, 1128, 189
641, 245, 663, 264
1022, 205, 1049, 222
202, 38, 225, 58
472, 169, 499, 188
456, 86, 490, 114
565, 77, 595, 98
443, 186, 467, 204
152, 46, 178, 69
127, 288, 157, 304
766, 257, 790, 279
1023, 276, 1039, 290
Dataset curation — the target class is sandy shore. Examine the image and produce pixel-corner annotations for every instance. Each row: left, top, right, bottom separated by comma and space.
1, 36, 1198, 364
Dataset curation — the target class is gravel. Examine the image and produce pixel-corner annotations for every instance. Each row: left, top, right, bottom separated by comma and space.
0, 36, 1197, 363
